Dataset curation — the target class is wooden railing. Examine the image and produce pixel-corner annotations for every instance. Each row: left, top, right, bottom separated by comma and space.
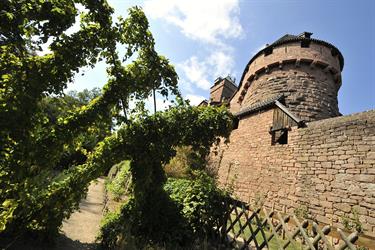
215, 198, 359, 250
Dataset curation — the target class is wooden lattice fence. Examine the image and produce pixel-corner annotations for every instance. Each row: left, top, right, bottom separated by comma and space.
215, 198, 360, 250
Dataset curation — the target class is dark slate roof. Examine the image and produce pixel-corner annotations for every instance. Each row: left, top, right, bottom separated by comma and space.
237, 32, 344, 90
211, 75, 238, 89
197, 100, 208, 107
234, 94, 304, 126
234, 94, 284, 118
273, 34, 301, 44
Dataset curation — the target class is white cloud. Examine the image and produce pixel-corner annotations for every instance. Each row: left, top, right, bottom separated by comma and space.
208, 50, 234, 77
178, 56, 211, 90
178, 50, 235, 91
145, 95, 172, 112
144, 0, 243, 45
185, 94, 206, 106
144, 0, 243, 98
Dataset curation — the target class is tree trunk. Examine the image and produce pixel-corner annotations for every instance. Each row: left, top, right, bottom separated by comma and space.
153, 88, 156, 114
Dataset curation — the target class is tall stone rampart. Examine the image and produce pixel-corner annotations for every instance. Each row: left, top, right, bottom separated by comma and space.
210, 109, 375, 237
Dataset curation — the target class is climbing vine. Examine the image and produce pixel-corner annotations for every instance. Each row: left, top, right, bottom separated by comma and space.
0, 1, 233, 245
95, 102, 233, 248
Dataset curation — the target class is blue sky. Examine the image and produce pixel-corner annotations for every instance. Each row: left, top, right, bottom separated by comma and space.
68, 0, 375, 115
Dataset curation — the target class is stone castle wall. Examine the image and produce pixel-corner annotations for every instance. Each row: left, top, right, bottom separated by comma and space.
241, 64, 340, 121
210, 109, 375, 237
245, 42, 341, 80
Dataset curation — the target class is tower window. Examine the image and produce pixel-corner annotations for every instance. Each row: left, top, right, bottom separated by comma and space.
271, 129, 288, 145
264, 47, 273, 56
301, 40, 310, 48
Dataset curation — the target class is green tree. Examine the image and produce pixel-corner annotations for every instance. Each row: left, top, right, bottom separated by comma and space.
1, 0, 178, 239
0, 0, 233, 246
39, 88, 113, 170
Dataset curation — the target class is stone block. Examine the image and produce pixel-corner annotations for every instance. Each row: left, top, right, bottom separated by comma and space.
320, 200, 333, 208
364, 197, 375, 204
354, 174, 375, 183
317, 156, 328, 161
352, 205, 368, 215
346, 169, 360, 174
316, 214, 332, 224
333, 203, 351, 212
365, 216, 375, 225
316, 184, 326, 191
362, 202, 375, 210
321, 162, 332, 168
357, 145, 371, 152
327, 196, 341, 202
367, 152, 375, 159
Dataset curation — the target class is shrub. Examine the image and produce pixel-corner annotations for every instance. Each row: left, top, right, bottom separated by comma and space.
164, 146, 205, 178
98, 171, 228, 249
98, 210, 124, 249
294, 204, 309, 219
341, 207, 363, 233
106, 161, 132, 201
164, 171, 228, 236
98, 193, 193, 249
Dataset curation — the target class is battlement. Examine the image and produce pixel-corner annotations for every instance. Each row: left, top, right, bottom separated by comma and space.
229, 32, 344, 122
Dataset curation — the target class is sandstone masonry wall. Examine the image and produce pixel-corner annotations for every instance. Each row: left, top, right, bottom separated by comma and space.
210, 79, 237, 103
245, 42, 341, 81
211, 109, 375, 237
241, 65, 340, 121
230, 41, 342, 121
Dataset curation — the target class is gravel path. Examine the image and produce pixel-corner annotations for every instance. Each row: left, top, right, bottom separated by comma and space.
9, 178, 106, 250
55, 178, 105, 250
57, 177, 106, 247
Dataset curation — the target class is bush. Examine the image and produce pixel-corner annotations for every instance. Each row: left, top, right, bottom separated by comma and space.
98, 210, 124, 249
99, 193, 192, 249
341, 207, 363, 233
164, 146, 205, 178
164, 171, 228, 236
106, 161, 132, 201
98, 171, 228, 249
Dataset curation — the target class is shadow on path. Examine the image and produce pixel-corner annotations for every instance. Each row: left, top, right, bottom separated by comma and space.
7, 234, 100, 250
5, 178, 106, 250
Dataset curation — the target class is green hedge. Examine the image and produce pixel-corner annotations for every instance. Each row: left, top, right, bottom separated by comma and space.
98, 171, 228, 249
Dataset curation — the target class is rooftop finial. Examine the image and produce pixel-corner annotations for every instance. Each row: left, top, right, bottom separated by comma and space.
299, 32, 313, 38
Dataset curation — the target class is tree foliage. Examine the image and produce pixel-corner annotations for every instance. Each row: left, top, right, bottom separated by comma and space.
100, 170, 229, 249
1, 0, 178, 238
0, 0, 233, 246
97, 104, 233, 248
39, 88, 112, 170
165, 172, 228, 240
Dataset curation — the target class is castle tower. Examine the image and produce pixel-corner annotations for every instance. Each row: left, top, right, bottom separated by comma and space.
230, 32, 344, 121
209, 76, 237, 105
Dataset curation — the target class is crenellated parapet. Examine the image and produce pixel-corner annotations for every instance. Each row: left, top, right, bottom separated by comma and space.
230, 33, 344, 122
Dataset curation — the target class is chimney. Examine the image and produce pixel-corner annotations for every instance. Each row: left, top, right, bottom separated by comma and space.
299, 32, 313, 38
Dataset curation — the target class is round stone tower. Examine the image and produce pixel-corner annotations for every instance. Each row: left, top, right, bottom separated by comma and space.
230, 32, 344, 122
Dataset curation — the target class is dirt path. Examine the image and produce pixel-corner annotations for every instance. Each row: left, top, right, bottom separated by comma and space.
9, 178, 106, 250
62, 178, 105, 241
